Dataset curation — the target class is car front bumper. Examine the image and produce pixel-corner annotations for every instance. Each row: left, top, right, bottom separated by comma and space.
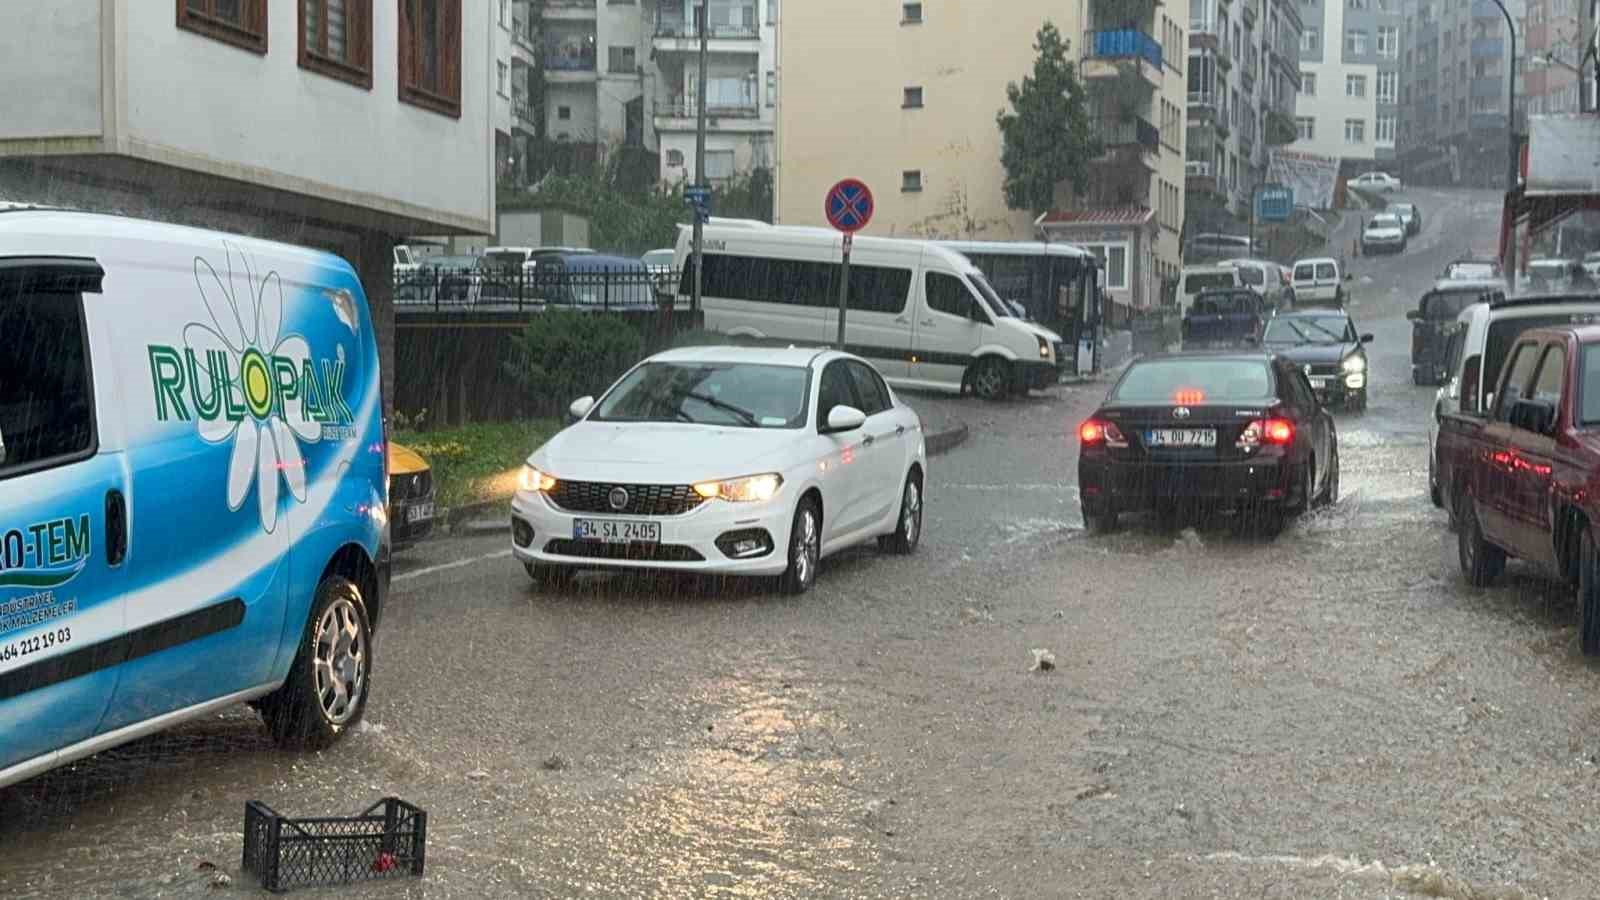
1079, 457, 1291, 513
510, 489, 795, 576
1308, 371, 1366, 404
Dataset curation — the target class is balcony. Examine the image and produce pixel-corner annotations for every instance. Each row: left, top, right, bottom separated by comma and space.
1190, 18, 1219, 49
545, 37, 598, 80
542, 0, 597, 18
1187, 90, 1217, 119
653, 17, 761, 54
512, 15, 536, 54
653, 97, 769, 133
1081, 29, 1164, 88
1094, 116, 1162, 171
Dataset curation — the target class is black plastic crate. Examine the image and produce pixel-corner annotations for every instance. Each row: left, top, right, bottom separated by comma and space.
241, 797, 427, 893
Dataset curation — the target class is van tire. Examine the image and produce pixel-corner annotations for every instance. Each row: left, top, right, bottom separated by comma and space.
970, 358, 1012, 402
259, 575, 372, 750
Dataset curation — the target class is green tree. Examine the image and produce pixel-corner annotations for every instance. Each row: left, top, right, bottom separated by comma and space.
996, 22, 1102, 215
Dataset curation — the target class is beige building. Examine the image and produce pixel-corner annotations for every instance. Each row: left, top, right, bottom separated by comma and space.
775, 0, 1190, 309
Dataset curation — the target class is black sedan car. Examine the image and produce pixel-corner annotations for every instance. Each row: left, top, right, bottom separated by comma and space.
1078, 353, 1340, 537
1260, 310, 1374, 411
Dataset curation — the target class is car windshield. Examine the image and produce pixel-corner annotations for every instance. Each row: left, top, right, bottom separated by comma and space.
1264, 316, 1351, 344
1235, 266, 1265, 286
1193, 293, 1254, 315
484, 251, 529, 270
1184, 272, 1236, 294
1370, 215, 1402, 228
1391, 204, 1415, 215
1447, 263, 1497, 279
968, 270, 1012, 317
1111, 359, 1274, 404
592, 362, 810, 428
642, 250, 674, 267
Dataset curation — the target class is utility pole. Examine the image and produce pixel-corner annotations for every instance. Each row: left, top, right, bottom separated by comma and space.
1486, 0, 1519, 286
690, 1, 709, 319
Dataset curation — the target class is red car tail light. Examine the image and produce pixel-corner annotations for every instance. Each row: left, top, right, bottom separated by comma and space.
1263, 418, 1295, 444
1079, 419, 1128, 448
1237, 418, 1295, 449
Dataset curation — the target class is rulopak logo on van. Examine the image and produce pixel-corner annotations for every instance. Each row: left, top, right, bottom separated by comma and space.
144, 243, 355, 533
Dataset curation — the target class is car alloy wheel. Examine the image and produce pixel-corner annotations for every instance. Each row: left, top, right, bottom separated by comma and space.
881, 474, 923, 554
313, 596, 368, 725
971, 358, 1011, 402
782, 500, 821, 595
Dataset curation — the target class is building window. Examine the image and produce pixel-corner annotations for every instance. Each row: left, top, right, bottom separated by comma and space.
1346, 74, 1366, 97
767, 71, 776, 106
608, 45, 636, 73
1377, 70, 1397, 103
1345, 29, 1368, 55
399, 0, 462, 118
902, 170, 924, 192
1080, 244, 1130, 290
1377, 25, 1398, 57
902, 2, 923, 23
1349, 0, 1368, 8
497, 61, 508, 96
706, 150, 736, 180
299, 0, 372, 87
177, 0, 268, 54
1296, 116, 1315, 140
1376, 115, 1396, 142
667, 149, 685, 166
557, 105, 572, 120
903, 86, 924, 108
1344, 117, 1366, 142
1301, 72, 1316, 95
1302, 27, 1319, 51
768, 0, 778, 25
499, 0, 507, 24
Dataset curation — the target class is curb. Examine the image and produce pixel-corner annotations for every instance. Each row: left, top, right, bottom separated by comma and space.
439, 422, 973, 538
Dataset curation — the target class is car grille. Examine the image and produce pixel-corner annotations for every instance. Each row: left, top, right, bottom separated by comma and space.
390, 471, 433, 502
549, 481, 706, 517
543, 539, 705, 562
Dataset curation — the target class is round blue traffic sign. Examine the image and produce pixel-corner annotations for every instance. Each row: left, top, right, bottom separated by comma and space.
825, 179, 874, 233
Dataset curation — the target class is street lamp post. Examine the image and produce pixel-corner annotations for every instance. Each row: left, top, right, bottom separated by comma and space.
1486, 0, 1519, 284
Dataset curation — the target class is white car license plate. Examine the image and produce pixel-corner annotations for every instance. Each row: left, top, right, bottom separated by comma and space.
1311, 377, 1330, 389
406, 502, 434, 524
1145, 429, 1217, 448
573, 519, 661, 545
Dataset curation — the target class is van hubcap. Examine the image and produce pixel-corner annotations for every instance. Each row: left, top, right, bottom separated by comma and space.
976, 366, 1004, 398
313, 598, 366, 724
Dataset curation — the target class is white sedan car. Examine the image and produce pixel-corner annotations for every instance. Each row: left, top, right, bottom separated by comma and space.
1351, 171, 1402, 193
510, 346, 928, 593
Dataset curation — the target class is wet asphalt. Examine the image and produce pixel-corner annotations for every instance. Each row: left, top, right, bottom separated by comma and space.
9, 188, 1600, 899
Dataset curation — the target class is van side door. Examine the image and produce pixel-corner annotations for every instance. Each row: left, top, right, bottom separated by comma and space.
912, 270, 988, 389
1478, 340, 1545, 549
0, 259, 130, 777
1501, 341, 1566, 567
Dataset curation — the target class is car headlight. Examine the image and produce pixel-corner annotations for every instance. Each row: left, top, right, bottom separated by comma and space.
693, 473, 783, 503
1037, 336, 1051, 359
518, 464, 558, 493
1342, 355, 1366, 373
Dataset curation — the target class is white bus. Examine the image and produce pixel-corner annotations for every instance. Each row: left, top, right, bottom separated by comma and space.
673, 223, 1068, 400
933, 240, 1103, 374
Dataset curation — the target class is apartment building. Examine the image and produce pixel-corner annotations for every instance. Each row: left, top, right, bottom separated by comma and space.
498, 0, 775, 186
1524, 0, 1587, 115
1398, 0, 1526, 184
776, 1, 1189, 310
1186, 0, 1306, 222
1291, 0, 1404, 167
0, 0, 493, 411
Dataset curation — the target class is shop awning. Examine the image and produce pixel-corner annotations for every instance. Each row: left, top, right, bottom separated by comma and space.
1499, 115, 1600, 264
1034, 206, 1154, 229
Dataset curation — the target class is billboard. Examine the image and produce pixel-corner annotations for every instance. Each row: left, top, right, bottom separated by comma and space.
1267, 149, 1341, 210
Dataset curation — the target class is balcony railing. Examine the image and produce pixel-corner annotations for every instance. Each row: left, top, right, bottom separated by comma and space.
1097, 116, 1161, 153
1188, 90, 1217, 108
1190, 16, 1217, 34
1084, 29, 1163, 69
655, 19, 760, 39
546, 40, 597, 71
512, 95, 538, 126
1185, 160, 1213, 177
656, 98, 761, 119
544, 0, 596, 8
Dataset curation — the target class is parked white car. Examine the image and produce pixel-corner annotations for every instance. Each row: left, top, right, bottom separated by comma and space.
510, 347, 928, 594
1351, 171, 1402, 193
1291, 257, 1351, 307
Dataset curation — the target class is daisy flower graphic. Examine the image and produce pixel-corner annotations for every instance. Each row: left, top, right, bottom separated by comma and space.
185, 242, 324, 533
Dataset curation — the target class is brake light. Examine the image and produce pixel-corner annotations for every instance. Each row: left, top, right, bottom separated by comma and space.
1078, 419, 1128, 447
1237, 417, 1295, 449
1174, 388, 1205, 405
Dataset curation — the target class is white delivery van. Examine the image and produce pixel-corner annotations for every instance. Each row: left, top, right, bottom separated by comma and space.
674, 223, 1066, 400
0, 208, 388, 789
1292, 257, 1349, 307
1176, 265, 1244, 313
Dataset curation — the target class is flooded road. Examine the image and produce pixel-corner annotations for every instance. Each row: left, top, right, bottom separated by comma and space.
9, 188, 1600, 898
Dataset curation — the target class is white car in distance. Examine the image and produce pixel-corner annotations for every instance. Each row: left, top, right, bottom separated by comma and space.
1351, 171, 1403, 193
510, 347, 928, 593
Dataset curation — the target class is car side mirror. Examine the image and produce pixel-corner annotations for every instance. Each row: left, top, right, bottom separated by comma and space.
1360, 333, 1374, 343
1405, 310, 1421, 321
568, 396, 595, 423
1510, 398, 1557, 435
824, 405, 867, 434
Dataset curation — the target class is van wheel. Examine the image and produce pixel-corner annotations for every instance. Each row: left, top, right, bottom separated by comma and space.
970, 358, 1012, 402
1458, 496, 1505, 587
259, 575, 371, 750
1579, 531, 1600, 656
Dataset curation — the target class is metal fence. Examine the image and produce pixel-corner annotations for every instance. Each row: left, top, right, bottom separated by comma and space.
395, 267, 681, 313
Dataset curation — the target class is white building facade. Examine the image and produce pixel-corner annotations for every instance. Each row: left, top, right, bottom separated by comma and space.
1292, 0, 1403, 165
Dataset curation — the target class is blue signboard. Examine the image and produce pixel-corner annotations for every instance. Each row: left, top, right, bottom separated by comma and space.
684, 185, 713, 223
1256, 184, 1293, 223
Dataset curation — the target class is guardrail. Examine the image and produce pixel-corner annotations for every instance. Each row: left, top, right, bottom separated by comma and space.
395, 267, 681, 313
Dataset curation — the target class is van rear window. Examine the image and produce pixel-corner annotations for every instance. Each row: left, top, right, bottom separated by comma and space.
1184, 273, 1236, 294
0, 286, 94, 477
1294, 264, 1315, 280
1316, 263, 1337, 279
